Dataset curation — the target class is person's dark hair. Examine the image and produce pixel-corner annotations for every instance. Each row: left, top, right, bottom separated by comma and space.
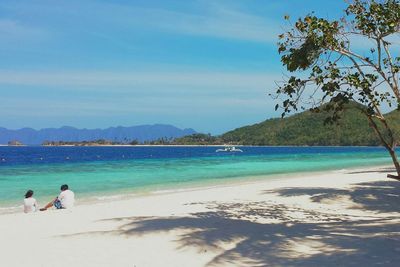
60, 184, 69, 191
25, 190, 33, 198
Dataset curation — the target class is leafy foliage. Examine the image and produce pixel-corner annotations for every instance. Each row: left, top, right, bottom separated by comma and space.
275, 0, 400, 177
171, 133, 220, 145
42, 139, 122, 146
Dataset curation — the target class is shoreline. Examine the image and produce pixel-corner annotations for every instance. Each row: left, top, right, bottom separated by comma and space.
0, 163, 393, 215
0, 145, 392, 217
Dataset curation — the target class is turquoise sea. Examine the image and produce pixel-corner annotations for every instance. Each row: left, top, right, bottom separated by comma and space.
0, 146, 392, 211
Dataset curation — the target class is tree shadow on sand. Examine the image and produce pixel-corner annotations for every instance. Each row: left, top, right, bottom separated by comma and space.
264, 180, 400, 214
66, 188, 400, 267
113, 207, 399, 266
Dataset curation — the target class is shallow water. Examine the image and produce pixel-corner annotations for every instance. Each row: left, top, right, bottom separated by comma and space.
0, 146, 391, 209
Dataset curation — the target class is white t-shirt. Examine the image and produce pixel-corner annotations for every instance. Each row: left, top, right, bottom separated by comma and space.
58, 189, 75, 209
23, 197, 38, 213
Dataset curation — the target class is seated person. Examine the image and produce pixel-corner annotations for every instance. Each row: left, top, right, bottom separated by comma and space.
23, 189, 38, 213
40, 184, 75, 211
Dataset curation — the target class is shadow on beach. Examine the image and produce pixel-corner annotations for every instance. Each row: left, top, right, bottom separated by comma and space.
63, 180, 400, 267
264, 180, 400, 214
346, 167, 396, 175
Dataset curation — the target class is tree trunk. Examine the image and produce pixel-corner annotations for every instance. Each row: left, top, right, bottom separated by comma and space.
364, 113, 400, 180
387, 147, 400, 181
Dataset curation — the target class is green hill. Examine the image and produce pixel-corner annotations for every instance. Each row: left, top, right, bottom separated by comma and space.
221, 103, 400, 146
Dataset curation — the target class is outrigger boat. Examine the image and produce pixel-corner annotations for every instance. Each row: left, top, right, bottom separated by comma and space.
215, 146, 243, 153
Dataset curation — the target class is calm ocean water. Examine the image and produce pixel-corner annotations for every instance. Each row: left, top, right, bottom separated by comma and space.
0, 146, 391, 210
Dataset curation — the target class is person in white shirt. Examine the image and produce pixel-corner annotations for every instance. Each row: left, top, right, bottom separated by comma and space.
23, 190, 38, 213
40, 184, 75, 211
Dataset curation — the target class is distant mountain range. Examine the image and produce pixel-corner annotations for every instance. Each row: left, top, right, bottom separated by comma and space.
0, 124, 196, 145
4, 102, 399, 146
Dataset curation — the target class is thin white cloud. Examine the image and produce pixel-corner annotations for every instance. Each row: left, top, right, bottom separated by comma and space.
1, 93, 272, 118
0, 70, 280, 90
0, 19, 46, 40
22, 1, 279, 44
139, 6, 279, 43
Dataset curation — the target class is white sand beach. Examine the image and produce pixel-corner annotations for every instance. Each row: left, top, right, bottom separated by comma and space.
1, 166, 399, 267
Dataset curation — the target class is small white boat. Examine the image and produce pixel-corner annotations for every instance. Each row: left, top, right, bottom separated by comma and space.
216, 146, 243, 153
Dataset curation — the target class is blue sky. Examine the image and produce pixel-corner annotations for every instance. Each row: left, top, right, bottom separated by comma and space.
0, 0, 347, 134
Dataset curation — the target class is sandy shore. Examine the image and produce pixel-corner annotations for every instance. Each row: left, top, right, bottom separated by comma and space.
1, 165, 399, 267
